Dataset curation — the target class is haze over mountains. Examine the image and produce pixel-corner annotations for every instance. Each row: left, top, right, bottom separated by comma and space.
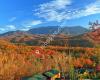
0, 26, 97, 47
0, 26, 88, 36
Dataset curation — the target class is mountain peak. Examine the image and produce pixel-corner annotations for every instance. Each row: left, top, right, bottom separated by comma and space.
27, 26, 88, 36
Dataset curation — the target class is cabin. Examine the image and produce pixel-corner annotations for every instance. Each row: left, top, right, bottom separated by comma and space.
43, 69, 61, 80
22, 74, 47, 80
22, 69, 61, 80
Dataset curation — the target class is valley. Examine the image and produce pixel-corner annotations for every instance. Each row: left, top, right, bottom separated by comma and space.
0, 25, 100, 80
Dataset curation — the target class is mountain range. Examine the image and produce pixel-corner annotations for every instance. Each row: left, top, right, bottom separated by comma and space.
27, 26, 88, 35
0, 26, 97, 47
0, 26, 88, 36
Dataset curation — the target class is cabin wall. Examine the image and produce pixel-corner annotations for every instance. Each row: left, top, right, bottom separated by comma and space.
51, 73, 60, 80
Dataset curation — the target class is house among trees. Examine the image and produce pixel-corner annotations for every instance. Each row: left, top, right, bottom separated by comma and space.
22, 74, 47, 80
22, 69, 61, 80
43, 69, 61, 80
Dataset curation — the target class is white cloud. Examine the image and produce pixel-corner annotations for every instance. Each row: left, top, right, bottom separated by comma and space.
0, 28, 5, 31
71, 0, 100, 19
22, 20, 43, 27
21, 20, 43, 31
35, 0, 100, 22
9, 17, 16, 22
6, 25, 16, 30
30, 20, 42, 26
0, 28, 6, 33
21, 28, 30, 31
0, 24, 17, 33
0, 25, 16, 33
83, 0, 100, 16
39, 0, 71, 10
21, 25, 32, 31
26, 26, 32, 28
35, 0, 72, 22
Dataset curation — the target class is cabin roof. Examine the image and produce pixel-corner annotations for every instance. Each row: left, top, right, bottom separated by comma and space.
43, 69, 59, 77
22, 74, 46, 80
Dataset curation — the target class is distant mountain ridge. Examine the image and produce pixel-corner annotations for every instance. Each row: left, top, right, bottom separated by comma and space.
60, 26, 88, 36
0, 26, 89, 36
0, 26, 100, 47
0, 26, 90, 46
27, 26, 89, 36
69, 27, 100, 47
83, 28, 100, 44
0, 30, 29, 37
28, 26, 58, 34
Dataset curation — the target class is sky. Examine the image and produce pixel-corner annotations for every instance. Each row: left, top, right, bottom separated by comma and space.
0, 0, 100, 33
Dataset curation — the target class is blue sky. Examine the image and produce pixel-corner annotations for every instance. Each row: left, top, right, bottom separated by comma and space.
0, 0, 100, 33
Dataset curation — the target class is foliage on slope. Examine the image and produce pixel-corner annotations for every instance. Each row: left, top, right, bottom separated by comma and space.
0, 40, 68, 80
